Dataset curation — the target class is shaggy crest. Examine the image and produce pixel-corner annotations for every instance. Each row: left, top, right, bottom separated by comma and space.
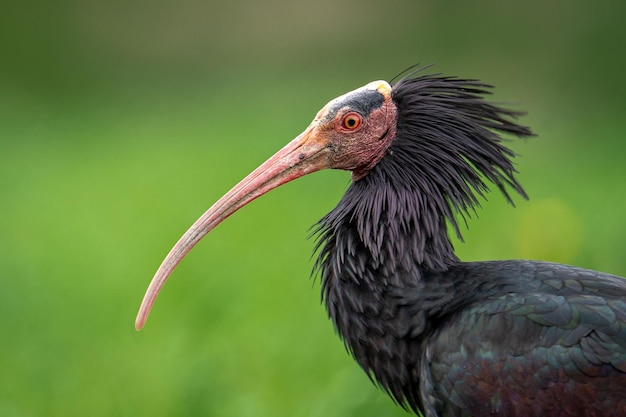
314, 71, 534, 278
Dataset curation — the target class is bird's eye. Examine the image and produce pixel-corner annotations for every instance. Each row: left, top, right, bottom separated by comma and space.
341, 112, 362, 130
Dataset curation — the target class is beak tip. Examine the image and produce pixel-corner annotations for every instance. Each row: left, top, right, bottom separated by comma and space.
135, 311, 148, 331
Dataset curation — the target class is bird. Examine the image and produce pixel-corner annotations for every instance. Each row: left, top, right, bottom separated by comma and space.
135, 67, 626, 417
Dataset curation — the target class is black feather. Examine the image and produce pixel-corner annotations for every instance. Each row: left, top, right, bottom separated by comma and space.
314, 71, 534, 277
311, 71, 626, 416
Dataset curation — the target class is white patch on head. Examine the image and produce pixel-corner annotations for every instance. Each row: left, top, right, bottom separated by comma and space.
364, 80, 391, 94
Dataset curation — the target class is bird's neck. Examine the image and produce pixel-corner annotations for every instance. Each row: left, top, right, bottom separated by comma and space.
313, 165, 462, 332
314, 167, 459, 288
312, 169, 460, 410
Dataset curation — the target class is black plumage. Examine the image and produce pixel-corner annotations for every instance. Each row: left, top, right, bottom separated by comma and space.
311, 74, 626, 415
136, 70, 626, 416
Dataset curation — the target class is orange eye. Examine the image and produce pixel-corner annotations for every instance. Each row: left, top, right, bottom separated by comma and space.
341, 112, 362, 130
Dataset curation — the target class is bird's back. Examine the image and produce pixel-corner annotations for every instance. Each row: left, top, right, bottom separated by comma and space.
420, 260, 626, 417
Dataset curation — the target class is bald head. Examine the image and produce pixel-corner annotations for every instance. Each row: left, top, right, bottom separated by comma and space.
135, 80, 398, 329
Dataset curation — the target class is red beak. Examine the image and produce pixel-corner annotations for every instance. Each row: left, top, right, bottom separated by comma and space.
135, 124, 332, 330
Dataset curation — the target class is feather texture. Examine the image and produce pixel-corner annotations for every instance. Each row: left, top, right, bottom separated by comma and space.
312, 72, 626, 416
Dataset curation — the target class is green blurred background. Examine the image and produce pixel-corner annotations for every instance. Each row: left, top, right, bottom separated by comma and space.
1, 1, 625, 416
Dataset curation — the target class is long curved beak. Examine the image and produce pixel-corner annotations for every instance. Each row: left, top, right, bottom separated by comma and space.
135, 124, 330, 330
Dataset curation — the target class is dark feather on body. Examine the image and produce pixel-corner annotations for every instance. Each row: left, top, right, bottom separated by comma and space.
313, 73, 626, 416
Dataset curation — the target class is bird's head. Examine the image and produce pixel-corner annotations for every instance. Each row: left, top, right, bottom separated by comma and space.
135, 81, 401, 329
135, 72, 531, 330
300, 80, 397, 180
